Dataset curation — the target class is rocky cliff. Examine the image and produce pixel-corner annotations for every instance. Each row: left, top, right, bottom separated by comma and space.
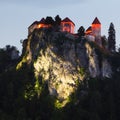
17, 28, 112, 105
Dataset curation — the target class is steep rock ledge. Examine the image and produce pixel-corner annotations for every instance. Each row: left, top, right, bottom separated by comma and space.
17, 28, 112, 104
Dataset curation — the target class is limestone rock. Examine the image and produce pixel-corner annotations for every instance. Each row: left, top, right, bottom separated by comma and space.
19, 29, 112, 104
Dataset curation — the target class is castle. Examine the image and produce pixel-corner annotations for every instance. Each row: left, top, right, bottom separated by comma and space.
28, 17, 101, 44
85, 17, 101, 45
28, 17, 75, 34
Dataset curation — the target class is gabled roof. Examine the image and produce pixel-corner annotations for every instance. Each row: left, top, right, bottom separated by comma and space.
86, 26, 92, 32
85, 26, 92, 35
29, 18, 45, 28
92, 17, 101, 24
29, 21, 39, 28
61, 17, 75, 26
39, 18, 45, 24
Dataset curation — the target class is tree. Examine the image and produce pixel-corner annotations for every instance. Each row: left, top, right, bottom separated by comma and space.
101, 35, 107, 49
108, 23, 116, 52
77, 26, 85, 37
45, 16, 55, 25
54, 15, 61, 31
55, 15, 61, 25
0, 45, 19, 72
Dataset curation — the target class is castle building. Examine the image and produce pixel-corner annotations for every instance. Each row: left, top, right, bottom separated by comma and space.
92, 17, 101, 38
37, 18, 52, 29
28, 18, 52, 34
85, 26, 92, 35
85, 17, 101, 45
85, 17, 101, 37
85, 26, 95, 41
60, 17, 75, 33
28, 17, 102, 46
28, 21, 39, 34
28, 17, 75, 35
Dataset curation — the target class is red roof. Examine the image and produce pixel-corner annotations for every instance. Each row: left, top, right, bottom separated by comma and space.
92, 17, 101, 24
61, 17, 75, 25
86, 26, 92, 32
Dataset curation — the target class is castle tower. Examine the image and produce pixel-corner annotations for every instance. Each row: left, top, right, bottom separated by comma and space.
92, 17, 101, 45
85, 26, 95, 41
61, 17, 75, 33
92, 17, 101, 37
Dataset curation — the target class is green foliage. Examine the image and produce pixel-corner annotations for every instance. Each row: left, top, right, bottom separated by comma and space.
0, 63, 120, 120
0, 45, 19, 73
78, 67, 86, 77
54, 99, 63, 109
0, 43, 120, 120
24, 83, 36, 100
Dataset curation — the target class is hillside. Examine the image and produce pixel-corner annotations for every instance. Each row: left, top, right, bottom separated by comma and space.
0, 28, 120, 120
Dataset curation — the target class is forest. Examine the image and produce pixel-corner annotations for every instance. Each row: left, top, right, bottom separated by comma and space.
0, 22, 120, 120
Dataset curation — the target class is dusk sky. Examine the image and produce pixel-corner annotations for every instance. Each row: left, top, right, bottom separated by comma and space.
0, 0, 120, 52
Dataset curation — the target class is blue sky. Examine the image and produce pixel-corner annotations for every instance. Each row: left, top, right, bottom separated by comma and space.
0, 0, 120, 52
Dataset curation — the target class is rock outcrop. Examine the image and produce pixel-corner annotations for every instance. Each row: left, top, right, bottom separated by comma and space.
17, 28, 112, 105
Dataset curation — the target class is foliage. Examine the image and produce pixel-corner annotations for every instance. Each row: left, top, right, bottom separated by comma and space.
0, 45, 19, 73
78, 67, 86, 77
101, 35, 107, 48
108, 22, 116, 52
55, 15, 61, 26
87, 40, 110, 58
77, 26, 85, 37
45, 16, 55, 25
0, 44, 120, 120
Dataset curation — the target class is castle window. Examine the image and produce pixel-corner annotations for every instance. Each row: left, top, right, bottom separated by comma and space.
64, 23, 70, 27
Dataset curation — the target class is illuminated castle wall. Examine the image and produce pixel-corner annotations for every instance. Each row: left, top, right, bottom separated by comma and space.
28, 17, 75, 35
92, 17, 101, 37
85, 17, 101, 44
28, 17, 102, 45
61, 17, 75, 33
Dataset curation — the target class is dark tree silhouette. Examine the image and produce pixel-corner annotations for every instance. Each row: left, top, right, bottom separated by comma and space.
108, 23, 116, 52
0, 45, 19, 73
54, 15, 61, 31
77, 26, 85, 37
45, 16, 55, 25
55, 15, 61, 25
101, 35, 107, 49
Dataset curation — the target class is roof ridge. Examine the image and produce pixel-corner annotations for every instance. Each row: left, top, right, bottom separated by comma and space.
92, 17, 101, 24
62, 17, 75, 25
86, 26, 92, 31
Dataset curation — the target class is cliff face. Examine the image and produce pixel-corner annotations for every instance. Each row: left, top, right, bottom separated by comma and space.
17, 28, 112, 104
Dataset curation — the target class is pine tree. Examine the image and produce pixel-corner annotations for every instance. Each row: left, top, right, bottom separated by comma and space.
45, 16, 54, 25
77, 26, 85, 37
108, 23, 116, 52
55, 15, 61, 26
54, 15, 61, 31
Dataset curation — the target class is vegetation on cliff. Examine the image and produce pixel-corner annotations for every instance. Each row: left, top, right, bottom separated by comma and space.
0, 51, 120, 120
0, 27, 120, 120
